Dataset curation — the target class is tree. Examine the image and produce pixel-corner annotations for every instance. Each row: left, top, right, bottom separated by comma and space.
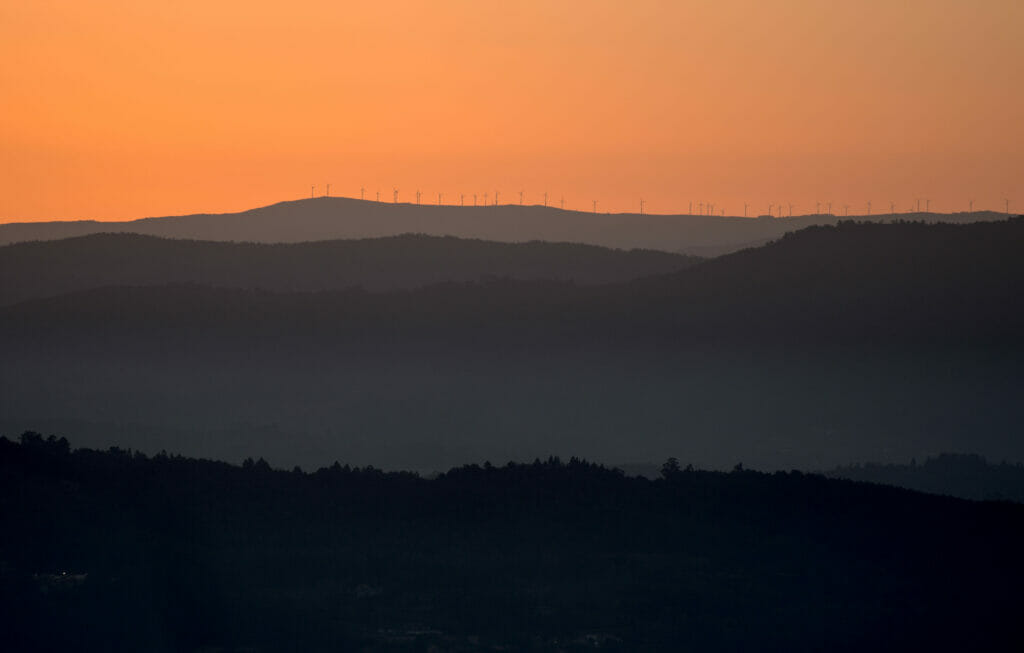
661, 457, 681, 479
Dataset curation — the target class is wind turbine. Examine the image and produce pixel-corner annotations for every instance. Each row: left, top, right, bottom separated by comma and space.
592, 200, 598, 213
326, 184, 330, 197
393, 188, 398, 203
519, 190, 524, 205
788, 203, 794, 217
768, 203, 773, 217
925, 199, 930, 213
890, 201, 895, 216
484, 192, 489, 205
699, 202, 704, 215
415, 189, 421, 205
360, 187, 365, 200
311, 185, 315, 198
640, 198, 645, 215
460, 194, 465, 207
494, 191, 499, 206
867, 201, 871, 216
376, 190, 380, 202
816, 201, 821, 215
543, 191, 548, 207
438, 193, 442, 206
827, 202, 832, 216
743, 202, 748, 217
560, 196, 565, 210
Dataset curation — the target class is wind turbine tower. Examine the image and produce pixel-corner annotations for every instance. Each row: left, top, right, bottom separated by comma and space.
360, 187, 365, 200
788, 203, 794, 217
326, 184, 330, 197
494, 191, 499, 206
519, 190, 524, 205
311, 185, 315, 198
543, 191, 548, 207
393, 188, 398, 203
867, 201, 871, 216
416, 189, 421, 205
592, 199, 597, 213
640, 198, 645, 215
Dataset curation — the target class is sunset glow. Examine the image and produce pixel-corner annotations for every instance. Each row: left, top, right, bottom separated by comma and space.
2, 0, 1021, 221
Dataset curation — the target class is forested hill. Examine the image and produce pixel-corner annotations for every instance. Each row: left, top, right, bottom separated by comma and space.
0, 233, 696, 306
0, 195, 1008, 254
2, 433, 1022, 651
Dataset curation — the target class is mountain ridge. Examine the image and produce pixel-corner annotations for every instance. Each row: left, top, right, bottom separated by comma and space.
0, 196, 1008, 254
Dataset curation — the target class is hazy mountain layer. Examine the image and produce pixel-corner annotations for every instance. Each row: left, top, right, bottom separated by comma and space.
3, 219, 1022, 471
0, 196, 1008, 254
0, 233, 696, 306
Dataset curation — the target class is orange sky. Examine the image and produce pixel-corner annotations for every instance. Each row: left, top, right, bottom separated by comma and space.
2, 0, 1021, 221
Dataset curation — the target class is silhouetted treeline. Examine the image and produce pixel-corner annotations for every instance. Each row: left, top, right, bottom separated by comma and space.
2, 433, 1023, 651
825, 453, 1024, 503
0, 233, 697, 305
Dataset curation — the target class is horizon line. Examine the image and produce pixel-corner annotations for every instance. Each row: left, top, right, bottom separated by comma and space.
1, 194, 1013, 226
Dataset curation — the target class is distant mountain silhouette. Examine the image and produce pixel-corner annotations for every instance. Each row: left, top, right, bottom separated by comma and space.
2, 219, 1022, 471
0, 233, 696, 306
0, 196, 1008, 254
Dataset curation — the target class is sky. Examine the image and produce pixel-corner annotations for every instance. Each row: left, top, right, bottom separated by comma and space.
1, 0, 1021, 221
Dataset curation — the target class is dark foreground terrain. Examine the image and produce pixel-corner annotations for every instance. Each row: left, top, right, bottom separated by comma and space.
3, 434, 1022, 652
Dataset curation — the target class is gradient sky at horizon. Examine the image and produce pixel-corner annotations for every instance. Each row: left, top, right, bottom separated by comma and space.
2, 0, 1021, 222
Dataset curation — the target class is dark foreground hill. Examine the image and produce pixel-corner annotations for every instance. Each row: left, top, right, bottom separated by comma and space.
0, 233, 696, 305
3, 433, 1022, 652
2, 219, 1022, 472
0, 196, 1008, 254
